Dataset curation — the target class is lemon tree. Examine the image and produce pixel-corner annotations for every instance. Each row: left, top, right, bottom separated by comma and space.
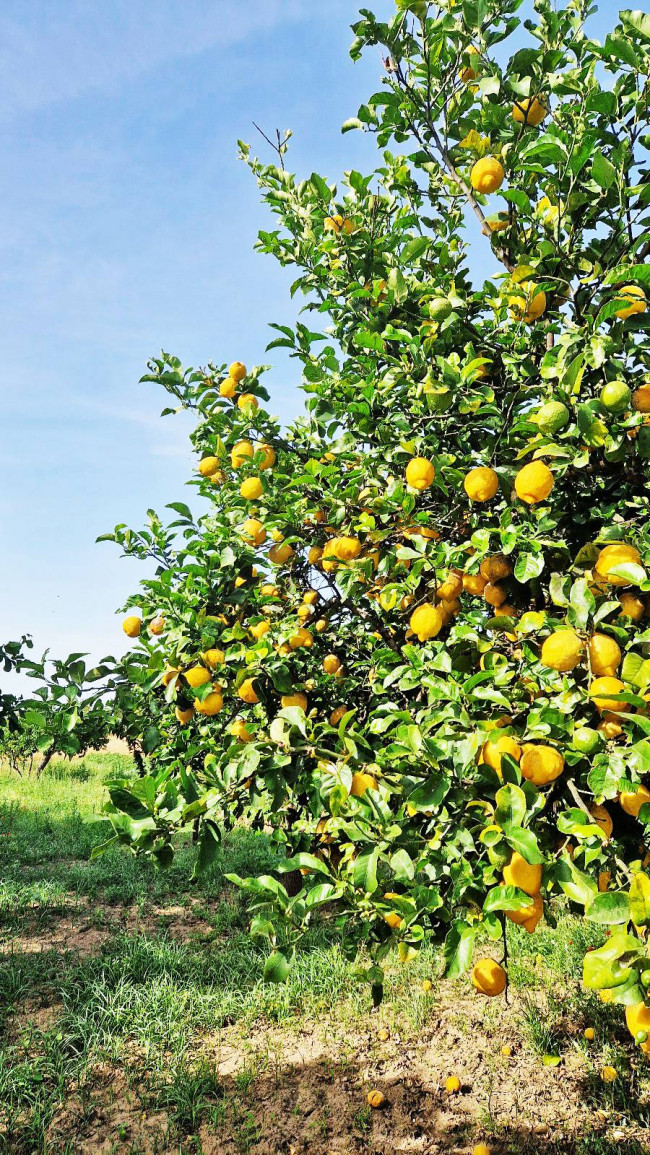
85, 0, 650, 1042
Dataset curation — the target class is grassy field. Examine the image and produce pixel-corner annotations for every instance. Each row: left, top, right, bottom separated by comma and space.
1, 756, 649, 1154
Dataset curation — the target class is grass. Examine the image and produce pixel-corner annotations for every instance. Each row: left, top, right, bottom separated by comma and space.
1, 755, 649, 1153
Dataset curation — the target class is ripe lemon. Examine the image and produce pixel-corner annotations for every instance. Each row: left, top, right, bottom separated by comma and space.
148, 616, 165, 636
484, 582, 507, 608
219, 376, 237, 398
240, 477, 263, 501
626, 1001, 650, 1043
437, 571, 463, 600
256, 443, 276, 470
464, 466, 499, 502
588, 633, 622, 677
384, 910, 403, 929
459, 45, 480, 83
590, 803, 613, 839
289, 628, 313, 649
269, 542, 294, 565
471, 958, 507, 996
405, 456, 435, 490
231, 719, 253, 742
410, 603, 443, 641
590, 676, 629, 714
323, 654, 342, 674
540, 629, 583, 672
509, 282, 547, 323
308, 545, 323, 565
502, 851, 542, 896
162, 667, 180, 686
330, 705, 348, 725
239, 518, 266, 547
600, 1066, 618, 1083
619, 784, 650, 817
632, 383, 650, 413
487, 213, 509, 233
474, 1145, 491, 1155
195, 690, 224, 716
250, 621, 270, 640
444, 1075, 461, 1094
367, 1089, 386, 1109
506, 891, 543, 932
520, 744, 564, 786
470, 157, 505, 194
618, 592, 645, 621
514, 460, 553, 503
281, 692, 307, 711
332, 536, 362, 561
480, 734, 521, 773
594, 542, 641, 585
351, 771, 378, 797
203, 649, 225, 670
175, 706, 194, 725
237, 392, 259, 412
613, 285, 646, 320
231, 440, 254, 468
598, 715, 624, 740
184, 666, 211, 689
238, 678, 259, 704
122, 615, 141, 638
480, 555, 512, 583
228, 361, 247, 381
463, 573, 487, 595
512, 95, 548, 126
198, 456, 221, 477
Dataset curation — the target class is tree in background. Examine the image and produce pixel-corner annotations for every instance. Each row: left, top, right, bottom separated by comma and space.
23, 0, 650, 1048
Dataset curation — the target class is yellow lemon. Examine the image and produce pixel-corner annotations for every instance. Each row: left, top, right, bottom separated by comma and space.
464, 466, 499, 502
540, 629, 584, 672
410, 603, 443, 642
228, 361, 247, 381
512, 95, 548, 126
502, 852, 542, 896
470, 157, 505, 194
471, 958, 507, 996
240, 477, 263, 501
514, 460, 553, 503
520, 744, 564, 786
594, 542, 641, 585
405, 457, 435, 491
198, 456, 221, 477
588, 634, 622, 677
122, 615, 141, 638
613, 284, 646, 321
590, 676, 629, 714
238, 678, 259, 704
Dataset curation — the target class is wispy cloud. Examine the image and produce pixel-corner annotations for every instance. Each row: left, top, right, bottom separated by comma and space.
0, 0, 352, 122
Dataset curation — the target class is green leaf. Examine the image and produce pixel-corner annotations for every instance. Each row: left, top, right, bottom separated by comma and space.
629, 872, 650, 927
443, 920, 476, 978
620, 9, 650, 42
555, 857, 598, 906
503, 825, 543, 864
585, 892, 630, 925
494, 783, 527, 828
193, 819, 220, 878
514, 552, 544, 583
484, 885, 533, 914
353, 848, 379, 894
592, 151, 617, 191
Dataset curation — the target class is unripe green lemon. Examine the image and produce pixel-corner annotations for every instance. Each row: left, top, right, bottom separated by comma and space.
428, 297, 453, 321
600, 380, 632, 413
534, 401, 570, 434
572, 727, 601, 755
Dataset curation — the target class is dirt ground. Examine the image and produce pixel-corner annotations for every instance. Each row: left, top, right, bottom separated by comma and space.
4, 898, 649, 1154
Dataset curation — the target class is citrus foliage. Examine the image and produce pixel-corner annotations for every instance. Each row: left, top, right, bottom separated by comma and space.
42, 0, 650, 1044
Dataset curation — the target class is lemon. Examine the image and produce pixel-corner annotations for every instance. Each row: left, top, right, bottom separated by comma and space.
600, 380, 631, 413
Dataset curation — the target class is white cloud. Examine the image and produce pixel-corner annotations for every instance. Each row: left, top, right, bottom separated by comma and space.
0, 0, 354, 121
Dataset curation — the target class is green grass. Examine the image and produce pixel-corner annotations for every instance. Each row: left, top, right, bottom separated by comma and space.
1, 754, 649, 1154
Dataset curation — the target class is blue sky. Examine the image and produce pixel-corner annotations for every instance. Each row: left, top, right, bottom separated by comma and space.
0, 0, 631, 682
